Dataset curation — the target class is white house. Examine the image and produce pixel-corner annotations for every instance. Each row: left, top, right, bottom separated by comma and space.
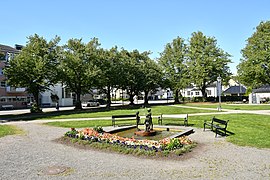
249, 85, 270, 104
180, 83, 220, 98
40, 84, 73, 107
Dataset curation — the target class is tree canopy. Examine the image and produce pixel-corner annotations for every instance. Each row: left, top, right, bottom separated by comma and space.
159, 36, 188, 102
4, 34, 60, 112
58, 38, 101, 109
187, 31, 232, 99
237, 21, 270, 88
4, 28, 238, 111
96, 46, 123, 107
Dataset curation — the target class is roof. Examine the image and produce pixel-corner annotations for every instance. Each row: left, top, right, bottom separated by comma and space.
253, 85, 270, 93
223, 86, 246, 94
0, 44, 20, 54
191, 88, 200, 91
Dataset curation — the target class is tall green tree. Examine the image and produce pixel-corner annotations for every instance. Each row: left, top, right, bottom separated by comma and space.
97, 46, 122, 107
118, 49, 146, 105
187, 31, 232, 99
237, 21, 270, 88
159, 37, 188, 103
140, 55, 163, 105
58, 38, 100, 109
4, 34, 60, 112
120, 49, 138, 105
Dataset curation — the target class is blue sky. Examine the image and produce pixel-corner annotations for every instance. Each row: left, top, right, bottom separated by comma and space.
1, 0, 270, 74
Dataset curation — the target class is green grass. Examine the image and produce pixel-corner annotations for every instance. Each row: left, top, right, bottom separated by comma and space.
46, 113, 270, 149
43, 105, 214, 120
189, 114, 270, 148
181, 103, 270, 110
0, 125, 24, 138
1, 105, 214, 121
46, 119, 113, 128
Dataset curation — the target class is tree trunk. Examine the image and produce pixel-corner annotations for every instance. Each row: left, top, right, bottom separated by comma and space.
106, 86, 111, 108
144, 90, 149, 105
201, 85, 207, 101
30, 88, 42, 113
174, 89, 180, 103
128, 90, 134, 105
33, 91, 40, 107
74, 93, 82, 110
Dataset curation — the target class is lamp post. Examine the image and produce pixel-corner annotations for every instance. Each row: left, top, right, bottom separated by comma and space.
217, 75, 222, 111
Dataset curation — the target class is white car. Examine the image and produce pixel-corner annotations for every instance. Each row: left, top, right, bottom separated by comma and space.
86, 100, 100, 107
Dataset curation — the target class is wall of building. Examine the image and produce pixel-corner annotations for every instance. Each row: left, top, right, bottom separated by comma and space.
249, 92, 270, 104
40, 84, 73, 107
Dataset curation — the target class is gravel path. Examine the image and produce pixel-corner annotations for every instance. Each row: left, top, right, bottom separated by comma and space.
0, 121, 270, 180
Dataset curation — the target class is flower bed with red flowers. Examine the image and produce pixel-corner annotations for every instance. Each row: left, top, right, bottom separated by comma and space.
64, 127, 196, 157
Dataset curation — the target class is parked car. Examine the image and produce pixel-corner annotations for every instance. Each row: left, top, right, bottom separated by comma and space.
96, 99, 107, 105
86, 100, 100, 107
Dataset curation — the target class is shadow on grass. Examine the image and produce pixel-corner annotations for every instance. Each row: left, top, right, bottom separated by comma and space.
0, 102, 175, 122
204, 129, 235, 137
162, 123, 195, 127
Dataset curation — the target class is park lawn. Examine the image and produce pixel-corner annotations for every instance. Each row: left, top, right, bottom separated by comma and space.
46, 119, 113, 128
46, 113, 270, 149
188, 114, 270, 148
181, 103, 270, 110
0, 125, 24, 138
39, 105, 214, 120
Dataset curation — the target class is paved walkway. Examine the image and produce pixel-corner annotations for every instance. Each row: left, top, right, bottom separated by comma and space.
0, 122, 269, 179
0, 105, 270, 179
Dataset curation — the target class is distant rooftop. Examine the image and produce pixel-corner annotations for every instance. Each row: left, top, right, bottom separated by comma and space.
224, 85, 246, 94
253, 85, 270, 93
0, 44, 21, 53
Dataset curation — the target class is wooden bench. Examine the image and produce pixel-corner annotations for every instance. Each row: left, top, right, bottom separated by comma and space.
112, 114, 138, 127
204, 117, 229, 137
157, 114, 188, 126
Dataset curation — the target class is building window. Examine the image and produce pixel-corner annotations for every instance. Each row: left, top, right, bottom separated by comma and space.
0, 81, 6, 87
208, 90, 211, 96
187, 91, 190, 96
195, 92, 200, 96
0, 98, 6, 102
65, 89, 72, 98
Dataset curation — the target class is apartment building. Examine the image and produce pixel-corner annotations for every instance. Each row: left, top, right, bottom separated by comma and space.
0, 44, 32, 109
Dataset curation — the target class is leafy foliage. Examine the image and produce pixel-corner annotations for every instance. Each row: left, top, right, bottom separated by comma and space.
159, 37, 188, 102
187, 31, 232, 99
4, 34, 60, 112
118, 49, 160, 105
93, 125, 104, 133
137, 52, 163, 104
96, 47, 123, 107
0, 51, 5, 60
237, 21, 270, 88
58, 38, 101, 109
164, 138, 183, 150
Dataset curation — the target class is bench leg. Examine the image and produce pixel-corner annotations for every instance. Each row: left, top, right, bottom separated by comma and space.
184, 118, 188, 126
112, 119, 115, 127
158, 117, 162, 125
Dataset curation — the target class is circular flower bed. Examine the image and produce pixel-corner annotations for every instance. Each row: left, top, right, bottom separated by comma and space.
64, 127, 195, 157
